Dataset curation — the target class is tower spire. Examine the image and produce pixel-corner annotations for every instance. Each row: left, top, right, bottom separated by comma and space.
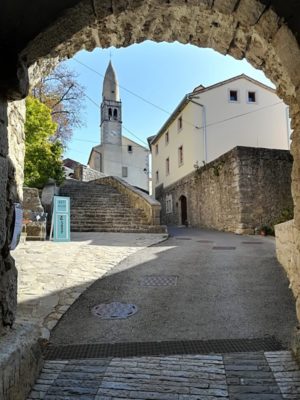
102, 60, 120, 101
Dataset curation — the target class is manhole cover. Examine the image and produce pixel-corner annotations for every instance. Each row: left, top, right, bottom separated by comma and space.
140, 275, 178, 287
213, 246, 236, 250
91, 302, 138, 319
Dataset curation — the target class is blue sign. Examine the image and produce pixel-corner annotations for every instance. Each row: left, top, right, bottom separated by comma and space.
52, 196, 70, 242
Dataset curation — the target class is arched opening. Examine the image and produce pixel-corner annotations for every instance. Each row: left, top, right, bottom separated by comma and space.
1, 1, 300, 376
113, 108, 118, 120
108, 107, 112, 119
179, 195, 188, 226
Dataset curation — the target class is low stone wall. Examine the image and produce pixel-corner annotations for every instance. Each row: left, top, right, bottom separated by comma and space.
95, 176, 162, 226
74, 165, 106, 182
156, 146, 293, 234
0, 323, 43, 400
275, 219, 300, 360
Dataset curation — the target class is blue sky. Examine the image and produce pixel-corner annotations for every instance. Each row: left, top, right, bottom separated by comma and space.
64, 40, 275, 164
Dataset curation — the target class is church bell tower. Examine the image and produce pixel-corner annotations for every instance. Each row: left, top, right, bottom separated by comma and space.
101, 61, 122, 146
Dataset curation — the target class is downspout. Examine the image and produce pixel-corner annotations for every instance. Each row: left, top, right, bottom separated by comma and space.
188, 97, 207, 163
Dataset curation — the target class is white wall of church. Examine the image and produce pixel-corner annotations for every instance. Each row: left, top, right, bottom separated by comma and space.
121, 137, 149, 192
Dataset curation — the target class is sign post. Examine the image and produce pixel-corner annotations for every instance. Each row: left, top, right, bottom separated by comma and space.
51, 196, 70, 242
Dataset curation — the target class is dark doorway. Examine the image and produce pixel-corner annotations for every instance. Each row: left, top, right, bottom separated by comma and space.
179, 195, 187, 225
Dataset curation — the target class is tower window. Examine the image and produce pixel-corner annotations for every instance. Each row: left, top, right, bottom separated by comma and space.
248, 91, 256, 103
229, 90, 238, 102
155, 144, 159, 155
108, 108, 112, 118
113, 109, 118, 120
128, 145, 133, 153
122, 167, 128, 177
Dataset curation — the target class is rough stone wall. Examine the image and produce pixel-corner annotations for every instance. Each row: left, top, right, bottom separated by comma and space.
74, 165, 106, 182
238, 147, 293, 231
0, 98, 21, 336
156, 147, 293, 234
157, 148, 241, 231
0, 323, 43, 400
275, 220, 300, 361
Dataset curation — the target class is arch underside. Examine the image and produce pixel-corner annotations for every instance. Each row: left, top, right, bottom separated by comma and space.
1, 0, 298, 348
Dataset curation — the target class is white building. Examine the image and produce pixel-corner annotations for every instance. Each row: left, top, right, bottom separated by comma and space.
88, 61, 150, 192
149, 74, 290, 191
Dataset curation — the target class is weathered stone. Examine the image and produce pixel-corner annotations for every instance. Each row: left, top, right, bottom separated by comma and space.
23, 188, 43, 213
0, 323, 43, 400
0, 256, 18, 329
157, 147, 292, 234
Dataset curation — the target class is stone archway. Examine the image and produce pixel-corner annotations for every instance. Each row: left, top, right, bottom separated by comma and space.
1, 0, 300, 354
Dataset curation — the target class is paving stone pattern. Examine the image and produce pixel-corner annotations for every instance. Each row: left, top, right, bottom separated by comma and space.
12, 232, 167, 339
28, 351, 300, 399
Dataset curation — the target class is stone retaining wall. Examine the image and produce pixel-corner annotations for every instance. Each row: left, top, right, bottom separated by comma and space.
74, 165, 106, 182
156, 146, 293, 234
275, 219, 300, 361
0, 323, 43, 400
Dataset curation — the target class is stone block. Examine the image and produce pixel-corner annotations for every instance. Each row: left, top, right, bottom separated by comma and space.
23, 187, 44, 212
0, 255, 18, 328
234, 0, 266, 26
0, 323, 43, 400
0, 156, 8, 248
272, 25, 300, 90
0, 99, 8, 157
213, 0, 239, 14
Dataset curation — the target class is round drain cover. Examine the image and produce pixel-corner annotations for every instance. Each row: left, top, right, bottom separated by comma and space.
91, 302, 138, 319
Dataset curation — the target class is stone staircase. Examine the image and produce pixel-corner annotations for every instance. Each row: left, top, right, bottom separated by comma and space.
59, 180, 166, 233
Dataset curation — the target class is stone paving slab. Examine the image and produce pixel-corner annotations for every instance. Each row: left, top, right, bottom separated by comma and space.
27, 351, 300, 400
12, 233, 167, 339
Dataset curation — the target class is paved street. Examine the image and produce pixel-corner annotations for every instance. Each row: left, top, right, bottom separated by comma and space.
51, 228, 296, 345
13, 232, 167, 339
28, 351, 300, 399
27, 228, 300, 399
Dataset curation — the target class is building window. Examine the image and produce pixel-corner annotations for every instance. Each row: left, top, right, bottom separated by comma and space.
128, 145, 133, 153
178, 116, 183, 131
156, 170, 159, 183
166, 194, 173, 214
229, 90, 238, 102
166, 157, 170, 175
178, 146, 183, 166
165, 131, 169, 145
248, 91, 256, 103
108, 108, 112, 118
155, 144, 159, 155
122, 166, 128, 177
113, 109, 118, 120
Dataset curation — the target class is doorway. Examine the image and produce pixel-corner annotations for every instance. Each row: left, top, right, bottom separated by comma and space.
179, 195, 188, 226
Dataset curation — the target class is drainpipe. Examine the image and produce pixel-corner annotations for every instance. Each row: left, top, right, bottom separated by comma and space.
188, 96, 207, 163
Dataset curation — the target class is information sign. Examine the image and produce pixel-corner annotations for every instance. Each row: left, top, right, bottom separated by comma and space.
51, 196, 70, 242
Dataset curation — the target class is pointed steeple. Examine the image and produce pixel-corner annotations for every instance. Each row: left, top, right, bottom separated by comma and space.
102, 61, 120, 101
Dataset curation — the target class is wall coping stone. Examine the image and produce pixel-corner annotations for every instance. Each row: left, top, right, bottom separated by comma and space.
0, 323, 43, 400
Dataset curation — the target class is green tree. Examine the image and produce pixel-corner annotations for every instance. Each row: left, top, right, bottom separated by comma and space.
24, 96, 65, 188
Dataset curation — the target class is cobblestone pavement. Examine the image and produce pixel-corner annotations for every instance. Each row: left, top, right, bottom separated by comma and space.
12, 233, 167, 339
28, 351, 300, 399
